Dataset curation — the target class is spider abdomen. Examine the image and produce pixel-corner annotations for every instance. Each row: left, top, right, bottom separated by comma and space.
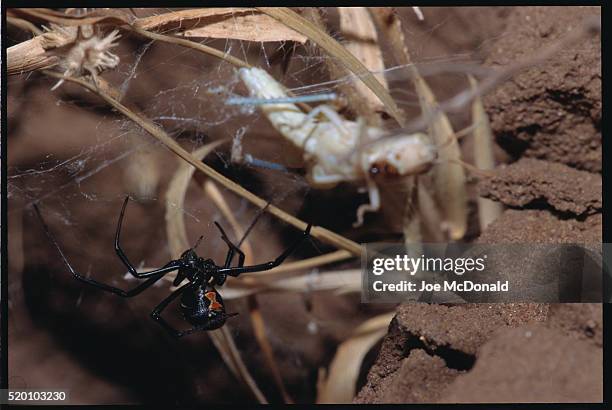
179, 285, 227, 329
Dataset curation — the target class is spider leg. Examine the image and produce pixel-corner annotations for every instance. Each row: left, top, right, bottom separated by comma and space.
212, 222, 245, 286
214, 222, 246, 268
33, 203, 181, 296
113, 196, 177, 278
77, 270, 170, 297
217, 224, 312, 277
150, 282, 238, 338
150, 282, 192, 338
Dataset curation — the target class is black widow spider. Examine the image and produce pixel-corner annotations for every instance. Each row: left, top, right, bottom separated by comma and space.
33, 196, 312, 338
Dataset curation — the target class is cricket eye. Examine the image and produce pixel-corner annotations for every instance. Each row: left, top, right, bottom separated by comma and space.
369, 161, 400, 177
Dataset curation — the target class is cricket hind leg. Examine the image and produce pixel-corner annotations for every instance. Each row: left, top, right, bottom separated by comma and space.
354, 176, 381, 227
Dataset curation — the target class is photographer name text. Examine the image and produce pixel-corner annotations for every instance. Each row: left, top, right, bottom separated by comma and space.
372, 280, 509, 293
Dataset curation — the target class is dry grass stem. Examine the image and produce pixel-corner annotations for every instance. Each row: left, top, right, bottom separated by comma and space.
135, 8, 249, 30
469, 75, 503, 230
7, 16, 43, 35
413, 74, 468, 240
7, 34, 60, 75
247, 296, 294, 403
135, 8, 307, 43
370, 7, 468, 240
9, 8, 133, 27
316, 312, 394, 403
402, 177, 422, 244
218, 325, 269, 403
241, 250, 354, 281
337, 7, 388, 123
220, 269, 361, 300
417, 181, 445, 242
128, 26, 251, 69
368, 8, 414, 70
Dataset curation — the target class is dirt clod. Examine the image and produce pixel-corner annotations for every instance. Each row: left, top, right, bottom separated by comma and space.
479, 158, 601, 215
394, 303, 548, 355
477, 209, 601, 244
354, 303, 548, 403
376, 350, 462, 403
438, 325, 603, 403
484, 6, 601, 172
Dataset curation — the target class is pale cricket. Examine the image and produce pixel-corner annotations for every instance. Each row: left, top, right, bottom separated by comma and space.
233, 67, 438, 227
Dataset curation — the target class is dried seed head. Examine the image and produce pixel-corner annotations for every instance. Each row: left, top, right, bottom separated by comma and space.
43, 24, 121, 90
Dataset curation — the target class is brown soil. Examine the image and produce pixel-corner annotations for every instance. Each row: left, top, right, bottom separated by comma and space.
479, 158, 601, 215
373, 350, 461, 403
483, 6, 601, 173
354, 303, 548, 403
478, 209, 602, 244
356, 5, 602, 404
356, 302, 603, 403
438, 325, 602, 403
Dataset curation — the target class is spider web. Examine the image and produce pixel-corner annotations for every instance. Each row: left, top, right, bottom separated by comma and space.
8, 40, 332, 215
6, 10, 494, 225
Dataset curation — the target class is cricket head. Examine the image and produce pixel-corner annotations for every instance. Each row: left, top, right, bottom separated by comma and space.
361, 133, 437, 178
